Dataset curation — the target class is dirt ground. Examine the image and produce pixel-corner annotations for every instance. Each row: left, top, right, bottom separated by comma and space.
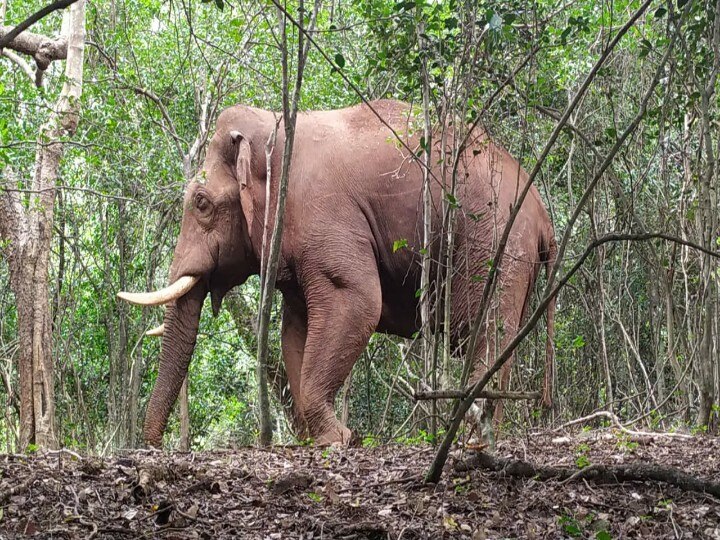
1, 432, 719, 539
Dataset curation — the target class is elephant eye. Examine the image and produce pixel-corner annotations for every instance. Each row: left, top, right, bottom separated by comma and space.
194, 193, 212, 213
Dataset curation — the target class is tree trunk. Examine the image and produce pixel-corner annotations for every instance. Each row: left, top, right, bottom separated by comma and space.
0, 0, 85, 451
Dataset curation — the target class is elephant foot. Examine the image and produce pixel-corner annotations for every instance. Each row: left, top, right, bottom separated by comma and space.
314, 424, 353, 446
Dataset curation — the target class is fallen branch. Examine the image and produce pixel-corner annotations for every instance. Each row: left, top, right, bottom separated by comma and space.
456, 452, 720, 499
414, 390, 541, 401
554, 410, 693, 439
0, 474, 37, 504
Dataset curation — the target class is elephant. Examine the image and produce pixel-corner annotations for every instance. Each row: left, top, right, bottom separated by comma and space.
118, 99, 557, 447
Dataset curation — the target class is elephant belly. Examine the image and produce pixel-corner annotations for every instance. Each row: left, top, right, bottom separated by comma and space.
376, 288, 419, 338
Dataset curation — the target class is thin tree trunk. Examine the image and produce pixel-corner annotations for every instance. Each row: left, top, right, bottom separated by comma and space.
255, 0, 319, 445
340, 372, 352, 427
694, 9, 720, 423
418, 19, 436, 437
0, 0, 84, 451
179, 377, 190, 451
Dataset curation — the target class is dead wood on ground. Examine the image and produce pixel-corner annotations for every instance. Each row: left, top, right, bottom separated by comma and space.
457, 450, 720, 499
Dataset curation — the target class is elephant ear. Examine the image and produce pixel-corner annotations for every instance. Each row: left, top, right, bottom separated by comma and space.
230, 130, 256, 238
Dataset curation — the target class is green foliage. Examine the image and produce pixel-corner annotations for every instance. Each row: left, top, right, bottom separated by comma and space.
362, 435, 380, 448
558, 514, 583, 537
575, 443, 591, 469
615, 433, 638, 453
392, 238, 408, 252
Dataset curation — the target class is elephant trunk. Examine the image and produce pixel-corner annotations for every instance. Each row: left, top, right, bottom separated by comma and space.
143, 283, 206, 447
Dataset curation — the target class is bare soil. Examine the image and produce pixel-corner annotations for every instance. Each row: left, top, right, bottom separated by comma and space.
1, 433, 719, 539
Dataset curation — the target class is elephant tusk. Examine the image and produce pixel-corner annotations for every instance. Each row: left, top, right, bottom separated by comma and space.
146, 323, 165, 337
117, 275, 200, 306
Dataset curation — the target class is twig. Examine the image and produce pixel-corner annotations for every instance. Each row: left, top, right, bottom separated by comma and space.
2, 185, 137, 203
80, 518, 98, 540
0, 48, 34, 81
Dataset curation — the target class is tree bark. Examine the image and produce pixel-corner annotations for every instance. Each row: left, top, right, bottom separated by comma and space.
0, 0, 85, 451
179, 377, 190, 451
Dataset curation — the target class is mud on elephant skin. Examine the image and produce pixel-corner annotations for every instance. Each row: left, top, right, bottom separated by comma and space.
118, 99, 557, 448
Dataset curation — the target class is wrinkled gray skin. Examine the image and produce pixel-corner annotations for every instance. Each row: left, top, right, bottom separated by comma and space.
143, 100, 556, 447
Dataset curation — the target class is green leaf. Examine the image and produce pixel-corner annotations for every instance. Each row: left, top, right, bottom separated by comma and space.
393, 238, 408, 252
214, 0, 224, 10
575, 454, 590, 469
334, 53, 346, 69
445, 192, 460, 208
595, 530, 612, 540
307, 492, 323, 502
560, 26, 572, 45
654, 6, 667, 18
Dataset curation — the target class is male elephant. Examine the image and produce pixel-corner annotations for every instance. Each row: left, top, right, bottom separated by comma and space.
118, 100, 556, 447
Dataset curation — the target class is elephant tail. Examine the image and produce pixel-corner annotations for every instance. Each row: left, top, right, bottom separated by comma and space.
541, 230, 557, 409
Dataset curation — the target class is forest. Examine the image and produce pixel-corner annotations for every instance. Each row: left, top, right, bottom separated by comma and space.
1, 0, 719, 537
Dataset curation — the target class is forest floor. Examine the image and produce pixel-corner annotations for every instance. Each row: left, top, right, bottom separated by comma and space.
1, 432, 719, 539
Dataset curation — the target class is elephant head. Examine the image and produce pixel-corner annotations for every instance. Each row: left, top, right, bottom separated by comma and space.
118, 107, 269, 447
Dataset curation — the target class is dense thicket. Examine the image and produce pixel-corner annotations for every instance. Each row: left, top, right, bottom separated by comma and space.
0, 0, 718, 453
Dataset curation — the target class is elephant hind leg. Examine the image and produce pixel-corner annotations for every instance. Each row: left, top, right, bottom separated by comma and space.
299, 265, 382, 445
281, 300, 308, 437
465, 262, 533, 446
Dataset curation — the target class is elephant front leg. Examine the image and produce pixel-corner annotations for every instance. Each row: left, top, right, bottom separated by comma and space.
299, 275, 382, 445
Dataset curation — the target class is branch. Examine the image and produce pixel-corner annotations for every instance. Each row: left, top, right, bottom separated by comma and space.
1, 184, 137, 204
456, 452, 720, 499
553, 410, 693, 440
0, 0, 78, 49
0, 25, 67, 86
414, 390, 541, 401
0, 474, 37, 505
124, 85, 187, 157
0, 48, 34, 82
